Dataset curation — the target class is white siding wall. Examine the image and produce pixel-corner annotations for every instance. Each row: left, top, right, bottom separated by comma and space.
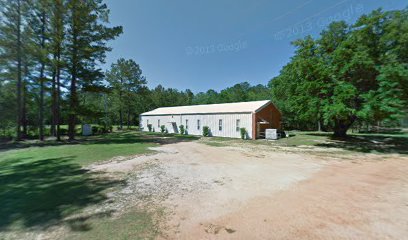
140, 113, 253, 139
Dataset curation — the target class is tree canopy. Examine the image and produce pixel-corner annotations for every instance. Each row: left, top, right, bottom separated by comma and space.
1, 3, 407, 140
270, 8, 408, 136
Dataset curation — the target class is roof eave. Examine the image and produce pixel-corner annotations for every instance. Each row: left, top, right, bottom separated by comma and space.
141, 111, 254, 116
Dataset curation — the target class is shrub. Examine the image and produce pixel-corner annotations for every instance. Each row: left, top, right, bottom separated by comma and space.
59, 128, 68, 135
44, 127, 51, 136
147, 124, 152, 132
92, 126, 100, 135
100, 125, 109, 134
28, 125, 38, 137
160, 125, 166, 133
203, 126, 210, 137
165, 128, 168, 134
179, 125, 185, 135
240, 128, 247, 140
100, 125, 110, 133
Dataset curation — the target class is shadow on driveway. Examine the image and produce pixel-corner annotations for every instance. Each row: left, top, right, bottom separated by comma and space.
309, 133, 408, 155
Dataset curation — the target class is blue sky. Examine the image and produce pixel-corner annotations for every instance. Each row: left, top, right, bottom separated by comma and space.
103, 0, 406, 93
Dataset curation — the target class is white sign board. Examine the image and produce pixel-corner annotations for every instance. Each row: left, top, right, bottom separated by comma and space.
265, 129, 278, 140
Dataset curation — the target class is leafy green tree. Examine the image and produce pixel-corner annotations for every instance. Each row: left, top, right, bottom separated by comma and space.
106, 58, 147, 129
49, 0, 66, 140
28, 0, 52, 140
65, 0, 122, 140
0, 0, 31, 140
192, 83, 271, 105
271, 8, 408, 136
192, 89, 220, 104
0, 81, 16, 137
220, 82, 250, 102
247, 84, 271, 101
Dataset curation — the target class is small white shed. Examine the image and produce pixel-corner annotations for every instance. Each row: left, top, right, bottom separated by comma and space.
139, 100, 281, 139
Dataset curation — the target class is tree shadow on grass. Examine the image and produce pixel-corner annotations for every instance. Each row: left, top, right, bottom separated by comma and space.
311, 133, 408, 155
90, 131, 200, 145
0, 156, 123, 231
0, 131, 200, 152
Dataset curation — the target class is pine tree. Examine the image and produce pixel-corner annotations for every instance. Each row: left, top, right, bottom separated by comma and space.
0, 0, 31, 140
65, 0, 122, 140
106, 58, 147, 129
28, 0, 52, 141
49, 0, 66, 141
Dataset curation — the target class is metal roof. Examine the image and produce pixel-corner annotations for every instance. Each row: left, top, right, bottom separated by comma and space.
140, 100, 271, 116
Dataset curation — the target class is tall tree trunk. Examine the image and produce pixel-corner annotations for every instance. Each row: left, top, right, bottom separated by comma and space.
333, 125, 348, 138
16, 0, 23, 141
38, 11, 46, 141
51, 68, 56, 136
119, 108, 123, 130
68, 60, 78, 141
127, 108, 130, 129
68, 2, 79, 141
333, 117, 356, 138
52, 0, 64, 141
68, 74, 77, 141
119, 88, 123, 129
39, 70, 45, 141
68, 15, 78, 141
56, 58, 61, 141
22, 62, 28, 138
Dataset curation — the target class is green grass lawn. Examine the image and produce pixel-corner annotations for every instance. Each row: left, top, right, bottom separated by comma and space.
1, 129, 406, 238
0, 131, 197, 239
1, 133, 156, 166
203, 131, 408, 154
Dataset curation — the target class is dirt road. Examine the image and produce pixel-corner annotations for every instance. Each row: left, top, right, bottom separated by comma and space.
92, 141, 408, 240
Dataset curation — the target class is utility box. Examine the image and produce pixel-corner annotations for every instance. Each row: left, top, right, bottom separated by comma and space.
265, 129, 278, 140
82, 124, 92, 136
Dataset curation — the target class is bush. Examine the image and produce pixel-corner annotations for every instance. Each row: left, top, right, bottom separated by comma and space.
100, 126, 109, 134
59, 128, 68, 135
203, 126, 210, 137
179, 125, 185, 135
160, 125, 166, 133
44, 127, 51, 136
92, 126, 100, 135
240, 127, 247, 140
165, 128, 168, 134
147, 124, 152, 132
27, 125, 38, 137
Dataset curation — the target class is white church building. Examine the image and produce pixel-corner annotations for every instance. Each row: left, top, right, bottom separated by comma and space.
139, 100, 281, 139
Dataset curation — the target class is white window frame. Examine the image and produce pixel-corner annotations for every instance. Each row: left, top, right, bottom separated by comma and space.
185, 119, 188, 129
197, 119, 200, 130
236, 119, 240, 132
158, 119, 160, 128
219, 119, 222, 131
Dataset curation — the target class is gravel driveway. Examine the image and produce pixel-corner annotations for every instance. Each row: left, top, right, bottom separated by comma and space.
91, 141, 408, 240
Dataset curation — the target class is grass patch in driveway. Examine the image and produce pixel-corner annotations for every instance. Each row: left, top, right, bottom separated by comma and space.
65, 208, 162, 240
202, 141, 229, 147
